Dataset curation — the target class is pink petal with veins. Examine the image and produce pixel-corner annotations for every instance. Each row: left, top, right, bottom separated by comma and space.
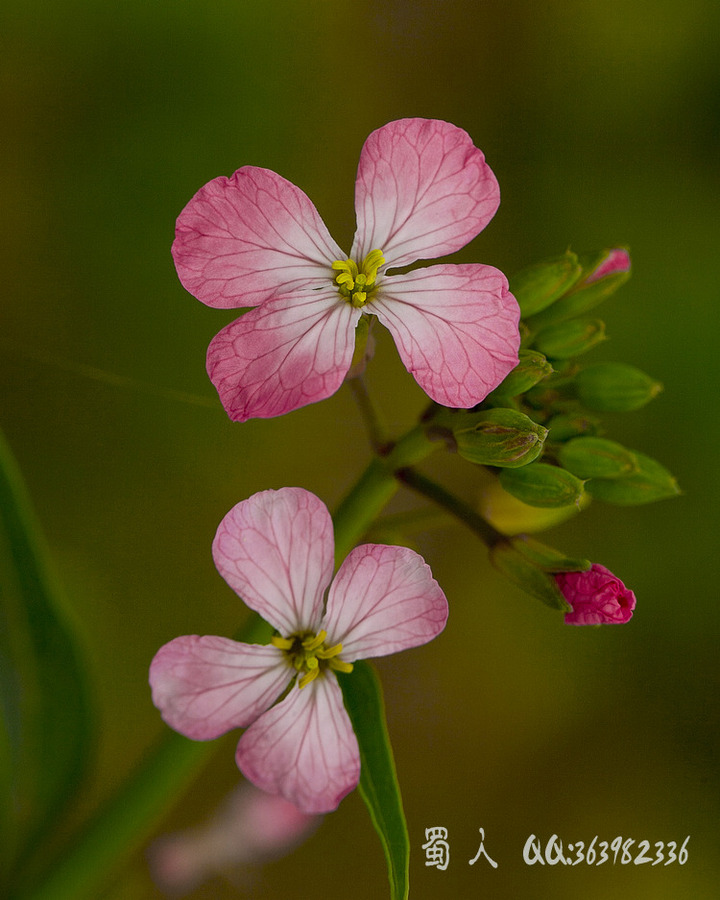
213, 488, 335, 635
371, 264, 520, 407
236, 676, 360, 814
351, 118, 500, 269
323, 543, 448, 661
172, 166, 344, 309
207, 289, 361, 421
149, 636, 292, 740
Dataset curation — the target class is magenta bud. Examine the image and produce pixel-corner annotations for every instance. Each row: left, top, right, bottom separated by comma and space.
555, 563, 636, 625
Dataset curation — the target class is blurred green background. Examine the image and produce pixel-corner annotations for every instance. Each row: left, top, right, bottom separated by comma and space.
2, 0, 719, 897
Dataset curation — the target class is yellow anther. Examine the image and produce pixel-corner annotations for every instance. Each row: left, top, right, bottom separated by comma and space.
270, 635, 293, 650
332, 249, 385, 306
302, 630, 327, 652
316, 641, 344, 660
329, 658, 354, 674
299, 667, 321, 689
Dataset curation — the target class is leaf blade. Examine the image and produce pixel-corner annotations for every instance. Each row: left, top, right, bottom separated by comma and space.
339, 661, 409, 900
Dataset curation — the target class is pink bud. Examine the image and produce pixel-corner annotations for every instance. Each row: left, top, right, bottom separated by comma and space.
555, 563, 636, 625
584, 248, 631, 284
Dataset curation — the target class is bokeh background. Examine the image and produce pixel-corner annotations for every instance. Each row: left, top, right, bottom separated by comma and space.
3, 0, 719, 897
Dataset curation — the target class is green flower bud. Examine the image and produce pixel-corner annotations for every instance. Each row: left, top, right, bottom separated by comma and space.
533, 317, 606, 360
490, 540, 572, 611
546, 411, 602, 442
486, 350, 554, 401
526, 247, 631, 328
453, 408, 547, 468
509, 251, 584, 318
558, 436, 638, 479
499, 462, 586, 508
575, 362, 663, 412
509, 534, 592, 573
586, 451, 680, 505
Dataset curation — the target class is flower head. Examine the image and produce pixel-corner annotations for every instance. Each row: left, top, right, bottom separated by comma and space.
149, 487, 448, 813
555, 563, 636, 625
172, 118, 521, 421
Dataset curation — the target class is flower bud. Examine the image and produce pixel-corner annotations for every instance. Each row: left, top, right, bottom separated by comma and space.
453, 408, 547, 468
478, 475, 590, 535
526, 247, 631, 327
558, 436, 638, 479
574, 362, 662, 412
498, 462, 586, 508
509, 534, 591, 573
509, 250, 583, 317
486, 350, 554, 401
533, 317, 606, 360
555, 563, 636, 625
586, 450, 680, 505
490, 540, 572, 611
545, 410, 602, 442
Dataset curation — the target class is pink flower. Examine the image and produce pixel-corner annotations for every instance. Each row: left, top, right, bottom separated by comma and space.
149, 487, 448, 813
555, 563, 636, 625
172, 118, 520, 421
149, 783, 320, 895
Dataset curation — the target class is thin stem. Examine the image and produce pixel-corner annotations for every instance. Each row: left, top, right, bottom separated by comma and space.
346, 375, 390, 453
396, 468, 505, 548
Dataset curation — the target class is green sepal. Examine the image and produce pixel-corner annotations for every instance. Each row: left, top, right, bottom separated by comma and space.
586, 451, 681, 505
452, 408, 548, 468
509, 250, 583, 317
525, 247, 631, 328
545, 410, 603, 442
558, 436, 638, 479
485, 350, 554, 402
338, 661, 409, 900
499, 462, 586, 508
509, 534, 592, 573
574, 362, 663, 412
533, 317, 606, 359
0, 430, 94, 887
490, 541, 572, 611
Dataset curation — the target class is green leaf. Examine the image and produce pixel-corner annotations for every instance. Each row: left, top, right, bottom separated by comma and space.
0, 429, 94, 887
338, 661, 409, 900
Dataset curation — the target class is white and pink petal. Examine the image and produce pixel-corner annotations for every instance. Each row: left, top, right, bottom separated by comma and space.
370, 264, 520, 408
207, 290, 361, 422
172, 166, 344, 310
236, 676, 360, 814
351, 118, 500, 269
323, 543, 448, 661
213, 488, 335, 636
149, 636, 292, 740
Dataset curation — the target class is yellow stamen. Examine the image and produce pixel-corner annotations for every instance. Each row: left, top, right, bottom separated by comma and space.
270, 635, 293, 650
329, 658, 354, 674
332, 249, 385, 308
316, 641, 344, 660
299, 667, 321, 689
302, 630, 327, 652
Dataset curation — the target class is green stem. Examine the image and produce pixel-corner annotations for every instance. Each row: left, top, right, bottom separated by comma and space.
346, 375, 390, 453
19, 421, 443, 900
333, 424, 443, 561
396, 468, 504, 548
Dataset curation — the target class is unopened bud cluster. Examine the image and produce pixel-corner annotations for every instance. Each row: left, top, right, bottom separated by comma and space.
430, 247, 679, 611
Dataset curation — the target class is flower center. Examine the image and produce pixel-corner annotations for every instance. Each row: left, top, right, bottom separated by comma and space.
332, 249, 385, 308
271, 629, 353, 689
